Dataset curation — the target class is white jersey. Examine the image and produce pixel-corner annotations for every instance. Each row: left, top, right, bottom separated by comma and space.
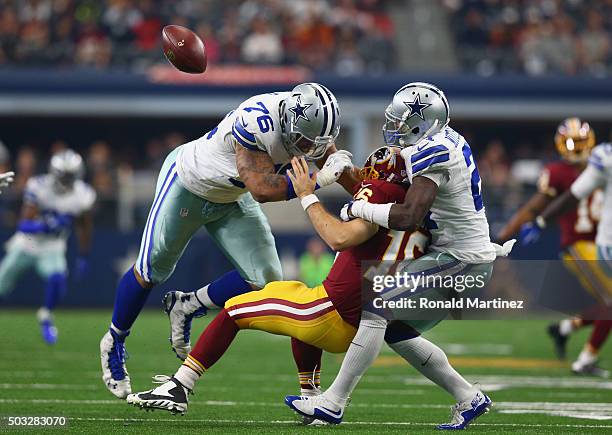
400, 127, 496, 263
177, 92, 293, 203
8, 174, 96, 254
571, 143, 612, 247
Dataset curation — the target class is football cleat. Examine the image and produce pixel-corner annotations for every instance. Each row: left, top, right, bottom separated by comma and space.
572, 361, 610, 378
285, 394, 345, 425
127, 375, 189, 414
163, 291, 207, 360
437, 391, 492, 430
36, 308, 58, 345
297, 384, 329, 426
547, 323, 568, 360
100, 328, 131, 399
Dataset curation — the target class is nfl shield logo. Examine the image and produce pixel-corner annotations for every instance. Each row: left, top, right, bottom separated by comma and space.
180, 208, 189, 217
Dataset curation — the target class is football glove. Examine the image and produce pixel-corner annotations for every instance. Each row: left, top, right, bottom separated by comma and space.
0, 171, 15, 194
340, 201, 356, 222
316, 150, 353, 187
519, 222, 542, 246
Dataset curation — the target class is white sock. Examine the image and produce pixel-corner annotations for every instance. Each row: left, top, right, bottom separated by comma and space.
325, 312, 387, 407
174, 365, 200, 390
389, 336, 478, 403
109, 323, 129, 337
559, 319, 574, 336
36, 307, 52, 322
195, 284, 220, 309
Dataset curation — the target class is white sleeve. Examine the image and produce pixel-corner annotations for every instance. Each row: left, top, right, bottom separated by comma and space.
79, 184, 97, 213
570, 164, 606, 199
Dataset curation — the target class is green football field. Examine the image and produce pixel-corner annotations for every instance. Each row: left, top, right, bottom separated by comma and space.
0, 310, 610, 434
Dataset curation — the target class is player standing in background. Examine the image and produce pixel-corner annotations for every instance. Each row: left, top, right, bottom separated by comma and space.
0, 150, 95, 345
100, 83, 355, 398
0, 171, 14, 194
521, 142, 612, 378
286, 82, 515, 429
498, 118, 608, 375
126, 150, 492, 431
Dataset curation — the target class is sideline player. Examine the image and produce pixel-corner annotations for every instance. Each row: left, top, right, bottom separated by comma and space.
0, 150, 95, 344
285, 82, 514, 429
521, 142, 612, 378
499, 118, 607, 373
101, 83, 354, 398
126, 149, 490, 430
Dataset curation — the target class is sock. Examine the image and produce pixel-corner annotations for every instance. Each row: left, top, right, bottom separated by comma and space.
559, 319, 575, 336
574, 317, 594, 329
188, 309, 239, 370
111, 268, 151, 332
588, 320, 612, 350
575, 346, 598, 367
175, 358, 204, 390
195, 270, 252, 309
291, 338, 322, 392
325, 312, 387, 406
389, 336, 478, 403
43, 273, 67, 311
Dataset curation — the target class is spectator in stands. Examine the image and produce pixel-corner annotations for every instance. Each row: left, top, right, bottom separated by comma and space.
577, 10, 610, 75
241, 15, 283, 64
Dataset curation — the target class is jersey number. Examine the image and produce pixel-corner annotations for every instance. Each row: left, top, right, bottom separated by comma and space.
383, 230, 428, 261
244, 102, 274, 133
461, 144, 483, 212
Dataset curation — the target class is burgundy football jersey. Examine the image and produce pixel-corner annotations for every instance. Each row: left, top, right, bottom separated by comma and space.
538, 161, 601, 248
324, 179, 428, 328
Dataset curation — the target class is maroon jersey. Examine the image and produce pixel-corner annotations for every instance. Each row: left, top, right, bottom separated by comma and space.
323, 179, 428, 328
537, 160, 601, 248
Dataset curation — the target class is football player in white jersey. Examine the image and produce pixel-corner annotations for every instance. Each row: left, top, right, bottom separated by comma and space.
0, 150, 95, 344
521, 142, 612, 377
100, 83, 356, 399
285, 83, 515, 429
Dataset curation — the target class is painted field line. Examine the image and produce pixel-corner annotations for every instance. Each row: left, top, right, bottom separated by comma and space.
67, 417, 612, 429
0, 383, 98, 390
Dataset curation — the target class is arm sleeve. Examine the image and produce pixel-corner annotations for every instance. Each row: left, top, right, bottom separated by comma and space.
570, 164, 606, 200
23, 178, 40, 205
80, 185, 97, 213
405, 144, 450, 187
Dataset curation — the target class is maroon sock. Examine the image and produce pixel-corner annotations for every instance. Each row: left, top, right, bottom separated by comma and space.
577, 318, 594, 328
588, 319, 612, 351
189, 309, 239, 370
292, 338, 322, 390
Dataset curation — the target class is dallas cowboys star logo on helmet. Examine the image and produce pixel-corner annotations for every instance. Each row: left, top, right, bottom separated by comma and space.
404, 94, 431, 121
289, 96, 313, 123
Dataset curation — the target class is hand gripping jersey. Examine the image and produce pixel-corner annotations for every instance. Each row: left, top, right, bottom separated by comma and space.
324, 179, 429, 327
400, 126, 496, 263
537, 160, 603, 249
10, 174, 96, 253
176, 92, 293, 203
571, 143, 612, 247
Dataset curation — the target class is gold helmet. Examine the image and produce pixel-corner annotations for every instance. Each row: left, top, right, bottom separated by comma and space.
554, 117, 595, 163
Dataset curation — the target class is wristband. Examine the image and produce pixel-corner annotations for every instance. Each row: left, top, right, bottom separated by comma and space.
535, 216, 547, 229
300, 194, 320, 211
285, 173, 321, 200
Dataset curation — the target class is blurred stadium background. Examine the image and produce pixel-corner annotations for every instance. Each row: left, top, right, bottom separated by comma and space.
0, 0, 610, 307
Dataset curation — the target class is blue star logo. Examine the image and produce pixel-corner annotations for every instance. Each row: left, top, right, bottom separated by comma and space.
289, 96, 312, 123
404, 94, 431, 121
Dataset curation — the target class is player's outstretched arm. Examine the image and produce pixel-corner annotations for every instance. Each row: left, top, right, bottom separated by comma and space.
347, 175, 437, 232
235, 144, 289, 203
288, 157, 378, 251
497, 192, 551, 241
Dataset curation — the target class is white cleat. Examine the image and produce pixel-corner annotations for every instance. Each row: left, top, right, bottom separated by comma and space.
438, 391, 492, 430
100, 329, 132, 399
163, 291, 207, 360
285, 393, 345, 425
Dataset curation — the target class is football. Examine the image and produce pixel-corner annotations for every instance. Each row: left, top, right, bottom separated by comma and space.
161, 25, 207, 74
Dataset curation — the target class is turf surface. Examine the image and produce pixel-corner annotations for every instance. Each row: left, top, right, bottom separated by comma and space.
0, 310, 610, 434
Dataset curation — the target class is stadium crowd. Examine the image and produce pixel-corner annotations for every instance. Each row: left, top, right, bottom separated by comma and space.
0, 0, 395, 75
445, 0, 612, 76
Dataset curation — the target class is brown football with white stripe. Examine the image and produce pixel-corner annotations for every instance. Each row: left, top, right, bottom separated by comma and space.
162, 25, 207, 74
